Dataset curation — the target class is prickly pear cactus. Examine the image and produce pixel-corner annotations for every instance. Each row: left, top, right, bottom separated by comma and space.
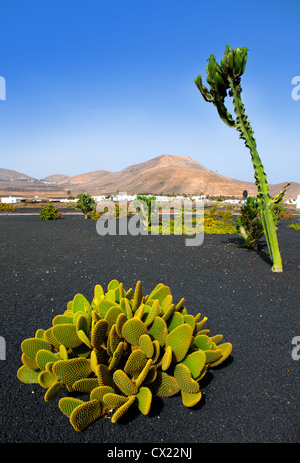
17, 280, 232, 431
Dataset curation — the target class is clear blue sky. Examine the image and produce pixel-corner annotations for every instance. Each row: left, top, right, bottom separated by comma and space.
0, 0, 299, 184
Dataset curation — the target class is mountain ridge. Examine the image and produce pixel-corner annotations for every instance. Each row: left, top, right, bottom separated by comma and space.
0, 154, 299, 200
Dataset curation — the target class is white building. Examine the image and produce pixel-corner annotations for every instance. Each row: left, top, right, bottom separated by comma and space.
59, 198, 78, 203
112, 194, 137, 202
92, 195, 107, 202
1, 196, 25, 204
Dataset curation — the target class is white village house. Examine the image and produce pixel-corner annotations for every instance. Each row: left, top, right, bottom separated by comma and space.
1, 196, 25, 204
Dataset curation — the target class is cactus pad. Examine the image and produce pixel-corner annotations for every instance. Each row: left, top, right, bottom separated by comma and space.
103, 392, 129, 409
91, 319, 108, 349
70, 399, 102, 431
52, 324, 82, 348
181, 350, 206, 379
44, 381, 63, 402
72, 293, 91, 315
59, 397, 85, 417
111, 396, 136, 423
165, 323, 193, 362
52, 358, 92, 386
17, 365, 40, 384
21, 338, 52, 361
113, 369, 138, 396
124, 349, 148, 377
148, 316, 168, 346
139, 334, 154, 358
17, 279, 232, 431
135, 386, 152, 415
90, 385, 114, 403
150, 371, 180, 397
38, 370, 58, 388
181, 389, 202, 408
122, 317, 147, 346
174, 363, 200, 393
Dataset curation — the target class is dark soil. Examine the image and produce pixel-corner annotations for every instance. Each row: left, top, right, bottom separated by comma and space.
0, 215, 299, 444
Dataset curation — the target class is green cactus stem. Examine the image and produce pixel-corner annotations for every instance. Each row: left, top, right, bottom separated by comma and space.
195, 45, 283, 272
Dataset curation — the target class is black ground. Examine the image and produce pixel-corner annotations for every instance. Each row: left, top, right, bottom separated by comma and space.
0, 215, 299, 445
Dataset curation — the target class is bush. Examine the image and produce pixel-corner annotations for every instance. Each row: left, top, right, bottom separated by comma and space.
39, 203, 62, 220
90, 203, 132, 221
287, 219, 300, 230
204, 216, 236, 234
149, 205, 236, 235
203, 205, 236, 234
236, 197, 264, 249
0, 202, 16, 211
17, 280, 232, 432
134, 195, 160, 228
278, 209, 294, 220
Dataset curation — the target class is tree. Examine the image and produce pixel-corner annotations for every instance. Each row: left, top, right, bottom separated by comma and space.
75, 193, 96, 219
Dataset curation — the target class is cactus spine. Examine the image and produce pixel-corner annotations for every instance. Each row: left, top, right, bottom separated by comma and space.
195, 45, 283, 272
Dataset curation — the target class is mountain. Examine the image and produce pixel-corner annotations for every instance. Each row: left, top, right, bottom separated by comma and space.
0, 168, 33, 181
0, 168, 67, 197
56, 155, 258, 197
42, 174, 70, 183
0, 155, 299, 200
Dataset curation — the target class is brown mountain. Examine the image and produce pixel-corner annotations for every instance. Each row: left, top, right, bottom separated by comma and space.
0, 168, 66, 197
0, 155, 299, 199
56, 155, 257, 197
42, 174, 70, 183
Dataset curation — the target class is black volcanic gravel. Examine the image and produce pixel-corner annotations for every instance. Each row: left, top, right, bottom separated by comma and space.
0, 215, 299, 444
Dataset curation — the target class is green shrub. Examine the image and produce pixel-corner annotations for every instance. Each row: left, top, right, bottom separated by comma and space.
134, 195, 160, 228
287, 219, 300, 230
236, 197, 264, 249
204, 216, 236, 234
149, 204, 236, 235
39, 203, 62, 220
89, 207, 106, 221
17, 280, 232, 431
0, 202, 16, 211
90, 203, 132, 221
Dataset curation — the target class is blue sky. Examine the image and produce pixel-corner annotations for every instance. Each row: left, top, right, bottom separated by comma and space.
0, 0, 299, 184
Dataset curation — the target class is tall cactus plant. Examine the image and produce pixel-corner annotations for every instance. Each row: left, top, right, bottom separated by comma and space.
195, 45, 283, 272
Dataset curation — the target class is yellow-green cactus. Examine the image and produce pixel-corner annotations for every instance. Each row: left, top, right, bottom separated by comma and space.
52, 358, 92, 387
124, 349, 148, 378
111, 396, 136, 424
17, 279, 232, 431
139, 334, 154, 358
70, 399, 102, 431
122, 317, 147, 346
135, 386, 152, 415
165, 323, 193, 362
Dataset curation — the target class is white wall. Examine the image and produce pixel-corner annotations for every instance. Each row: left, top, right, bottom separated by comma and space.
1, 196, 16, 204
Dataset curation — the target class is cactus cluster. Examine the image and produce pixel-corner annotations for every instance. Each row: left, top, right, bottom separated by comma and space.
17, 280, 232, 432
